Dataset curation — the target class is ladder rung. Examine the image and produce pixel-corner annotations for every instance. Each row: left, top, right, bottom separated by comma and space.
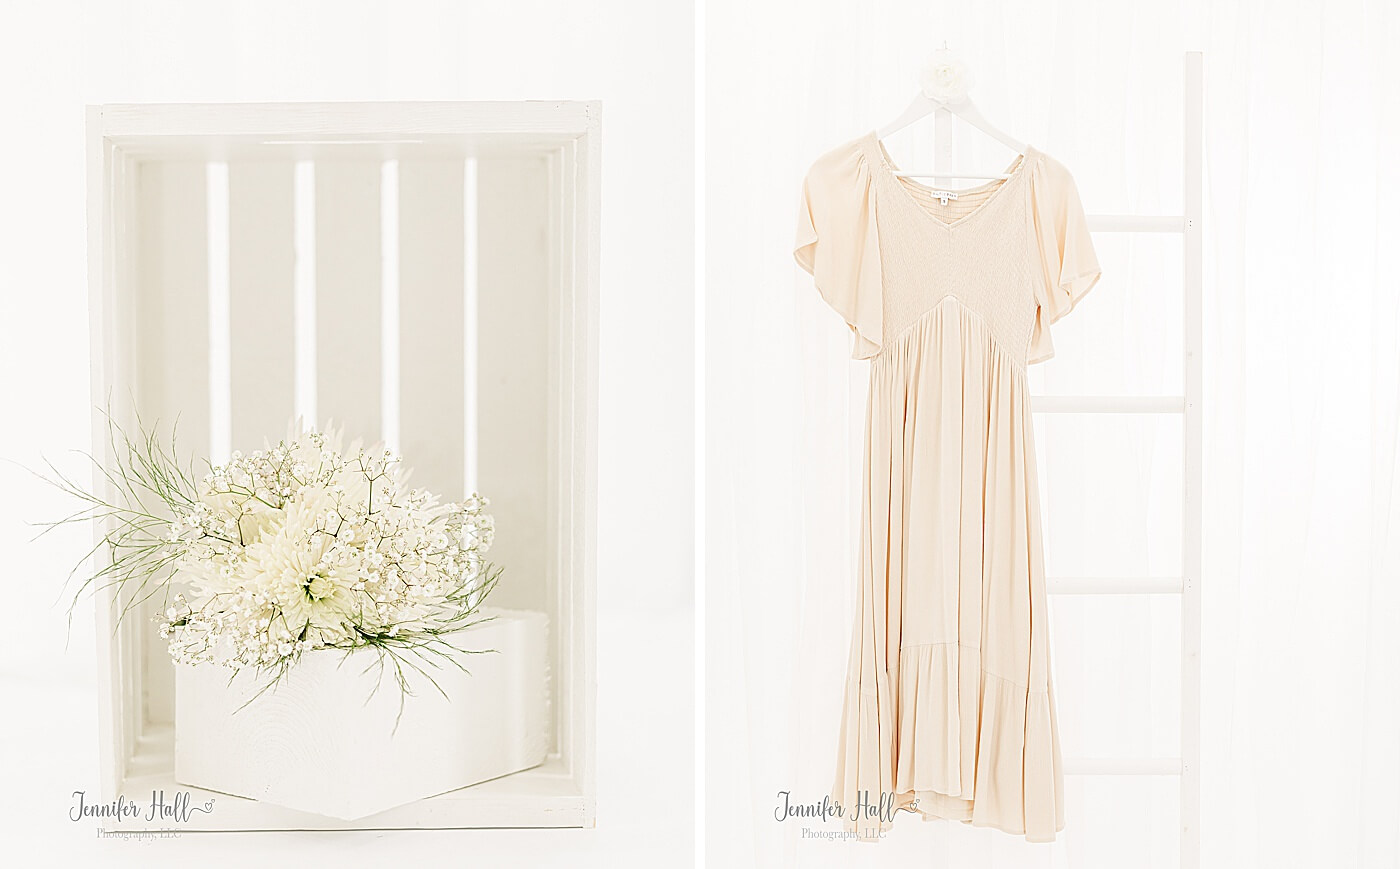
1049, 577, 1183, 595
1032, 395, 1185, 414
1088, 214, 1188, 233
1065, 757, 1182, 776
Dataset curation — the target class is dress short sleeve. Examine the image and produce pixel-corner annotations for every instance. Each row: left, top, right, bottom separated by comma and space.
794, 137, 883, 360
1027, 154, 1103, 364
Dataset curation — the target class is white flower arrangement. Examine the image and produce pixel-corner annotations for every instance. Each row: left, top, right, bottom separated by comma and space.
40, 412, 502, 705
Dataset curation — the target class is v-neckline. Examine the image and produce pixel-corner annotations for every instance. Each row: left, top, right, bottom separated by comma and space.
866, 130, 1036, 234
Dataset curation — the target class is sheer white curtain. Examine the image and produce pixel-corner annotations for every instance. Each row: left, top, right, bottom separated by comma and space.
704, 2, 1400, 868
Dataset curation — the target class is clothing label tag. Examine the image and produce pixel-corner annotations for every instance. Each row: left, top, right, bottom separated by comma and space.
929, 190, 959, 205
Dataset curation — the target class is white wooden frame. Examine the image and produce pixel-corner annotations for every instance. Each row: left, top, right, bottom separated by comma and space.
84, 100, 600, 830
1034, 53, 1203, 866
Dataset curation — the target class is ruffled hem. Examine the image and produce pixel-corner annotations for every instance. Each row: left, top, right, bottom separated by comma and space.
836, 643, 1065, 843
833, 682, 898, 841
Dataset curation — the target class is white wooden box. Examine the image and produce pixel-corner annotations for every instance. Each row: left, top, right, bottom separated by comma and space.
85, 101, 599, 830
175, 608, 549, 820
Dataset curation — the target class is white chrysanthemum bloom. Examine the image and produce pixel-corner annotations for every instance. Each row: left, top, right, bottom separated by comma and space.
241, 485, 360, 644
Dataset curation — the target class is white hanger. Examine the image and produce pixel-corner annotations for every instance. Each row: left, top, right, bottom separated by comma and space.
877, 43, 1028, 183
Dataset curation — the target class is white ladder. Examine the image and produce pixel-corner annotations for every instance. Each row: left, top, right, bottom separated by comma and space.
1032, 51, 1204, 868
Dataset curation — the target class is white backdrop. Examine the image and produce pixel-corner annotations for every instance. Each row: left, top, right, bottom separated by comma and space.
705, 1, 1400, 868
0, 1, 693, 866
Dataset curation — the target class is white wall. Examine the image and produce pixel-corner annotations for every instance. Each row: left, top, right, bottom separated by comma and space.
0, 1, 693, 865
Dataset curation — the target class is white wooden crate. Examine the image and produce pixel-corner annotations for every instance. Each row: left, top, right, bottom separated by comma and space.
84, 101, 599, 830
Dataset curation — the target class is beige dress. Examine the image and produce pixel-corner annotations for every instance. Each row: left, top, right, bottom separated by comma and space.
793, 131, 1102, 843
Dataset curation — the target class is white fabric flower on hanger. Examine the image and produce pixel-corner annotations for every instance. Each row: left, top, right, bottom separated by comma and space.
919, 49, 973, 105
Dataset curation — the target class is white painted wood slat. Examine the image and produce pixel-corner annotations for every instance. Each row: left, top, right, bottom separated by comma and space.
476, 154, 555, 753
1049, 577, 1184, 595
135, 160, 210, 728
314, 160, 382, 445
98, 101, 595, 141
228, 162, 296, 450
1180, 50, 1205, 869
1033, 395, 1185, 414
1090, 214, 1187, 233
1065, 757, 1183, 776
397, 159, 465, 503
476, 154, 551, 611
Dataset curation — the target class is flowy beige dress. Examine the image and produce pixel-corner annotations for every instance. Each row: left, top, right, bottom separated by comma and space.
793, 131, 1102, 843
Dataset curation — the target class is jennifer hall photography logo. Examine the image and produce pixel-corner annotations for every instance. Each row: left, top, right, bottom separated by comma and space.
772, 789, 919, 841
69, 789, 216, 840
